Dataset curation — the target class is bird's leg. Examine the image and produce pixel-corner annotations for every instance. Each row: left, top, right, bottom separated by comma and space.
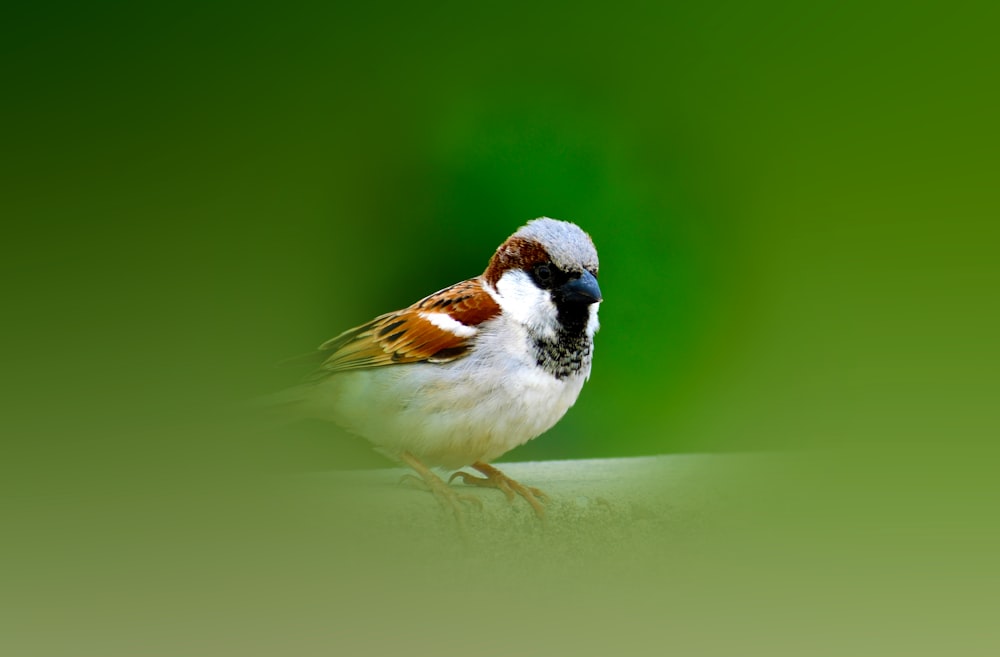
449, 462, 549, 520
399, 451, 481, 533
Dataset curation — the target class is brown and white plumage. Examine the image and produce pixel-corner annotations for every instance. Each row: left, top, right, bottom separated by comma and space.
310, 279, 501, 373
282, 217, 602, 514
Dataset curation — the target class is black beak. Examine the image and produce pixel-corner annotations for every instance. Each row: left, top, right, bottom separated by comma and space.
559, 270, 602, 305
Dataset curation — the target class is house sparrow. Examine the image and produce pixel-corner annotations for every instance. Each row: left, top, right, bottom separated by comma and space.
284, 217, 601, 520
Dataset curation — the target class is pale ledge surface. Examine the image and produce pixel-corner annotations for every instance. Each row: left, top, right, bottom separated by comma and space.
282, 454, 759, 564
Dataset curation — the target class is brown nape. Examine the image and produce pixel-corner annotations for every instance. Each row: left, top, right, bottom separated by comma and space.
482, 236, 551, 288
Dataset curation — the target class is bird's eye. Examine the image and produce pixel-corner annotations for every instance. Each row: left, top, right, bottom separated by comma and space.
533, 263, 553, 287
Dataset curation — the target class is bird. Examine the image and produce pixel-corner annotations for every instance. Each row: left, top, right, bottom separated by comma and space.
280, 217, 602, 520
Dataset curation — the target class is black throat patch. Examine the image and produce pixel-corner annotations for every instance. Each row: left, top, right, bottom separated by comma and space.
531, 325, 593, 380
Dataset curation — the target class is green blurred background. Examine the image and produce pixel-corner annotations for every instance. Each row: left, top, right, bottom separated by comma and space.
2, 2, 999, 654
4, 1, 996, 484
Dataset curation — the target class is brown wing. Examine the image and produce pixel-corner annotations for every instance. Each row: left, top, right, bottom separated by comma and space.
310, 278, 500, 376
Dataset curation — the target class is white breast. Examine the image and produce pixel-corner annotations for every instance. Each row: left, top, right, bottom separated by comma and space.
299, 314, 591, 469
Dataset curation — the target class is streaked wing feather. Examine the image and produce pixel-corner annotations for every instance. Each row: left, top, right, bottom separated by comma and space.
310, 278, 500, 376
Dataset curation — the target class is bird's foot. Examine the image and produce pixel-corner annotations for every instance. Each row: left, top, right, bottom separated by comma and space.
449, 462, 549, 520
399, 453, 482, 536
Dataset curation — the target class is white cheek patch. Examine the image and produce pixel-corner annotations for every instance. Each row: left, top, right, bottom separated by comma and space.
418, 312, 478, 338
588, 302, 601, 335
494, 269, 560, 338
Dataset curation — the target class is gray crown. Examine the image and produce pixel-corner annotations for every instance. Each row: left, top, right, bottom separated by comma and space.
515, 217, 599, 272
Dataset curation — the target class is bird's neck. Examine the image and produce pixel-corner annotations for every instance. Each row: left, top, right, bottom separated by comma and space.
529, 322, 594, 380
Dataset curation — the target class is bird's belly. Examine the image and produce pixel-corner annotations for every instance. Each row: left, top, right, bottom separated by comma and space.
307, 362, 587, 469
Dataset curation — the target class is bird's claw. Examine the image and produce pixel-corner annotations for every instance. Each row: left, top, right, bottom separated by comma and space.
449, 463, 548, 520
